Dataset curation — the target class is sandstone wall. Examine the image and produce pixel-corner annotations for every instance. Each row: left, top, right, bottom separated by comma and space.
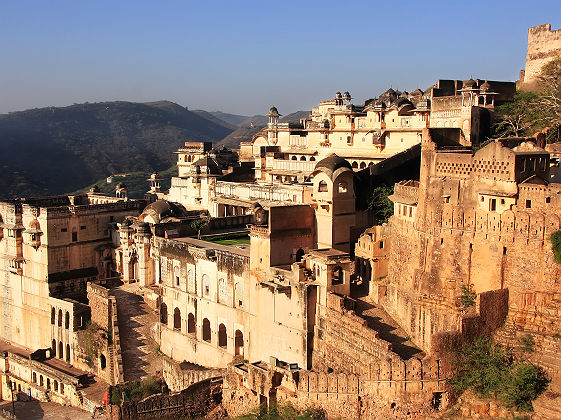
524, 24, 561, 88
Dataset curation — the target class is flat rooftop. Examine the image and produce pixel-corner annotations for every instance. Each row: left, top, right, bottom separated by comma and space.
174, 237, 250, 257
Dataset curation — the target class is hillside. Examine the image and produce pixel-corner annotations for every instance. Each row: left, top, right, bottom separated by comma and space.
191, 109, 237, 130
0, 101, 233, 199
76, 165, 177, 199
208, 111, 250, 127
216, 111, 310, 148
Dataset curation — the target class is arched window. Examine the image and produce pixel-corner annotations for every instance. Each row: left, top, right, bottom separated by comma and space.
174, 308, 181, 330
160, 303, 168, 324
54, 381, 58, 392
51, 307, 55, 325
58, 341, 63, 359
235, 330, 244, 356
51, 339, 56, 356
332, 266, 343, 285
338, 182, 347, 193
65, 311, 70, 329
218, 323, 227, 348
360, 162, 366, 169
65, 344, 70, 362
100, 354, 107, 370
58, 309, 62, 327
291, 156, 297, 160
318, 181, 328, 192
310, 156, 316, 162
40, 375, 44, 387
234, 283, 244, 307
202, 318, 211, 342
218, 279, 227, 303
188, 313, 195, 334
202, 274, 210, 297
300, 156, 306, 161
46, 378, 50, 390
352, 161, 358, 169
32, 372, 37, 383
295, 248, 305, 262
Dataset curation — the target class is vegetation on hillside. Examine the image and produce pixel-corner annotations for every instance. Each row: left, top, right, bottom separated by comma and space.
450, 337, 549, 411
0, 101, 232, 199
76, 165, 176, 199
235, 404, 326, 420
493, 57, 561, 140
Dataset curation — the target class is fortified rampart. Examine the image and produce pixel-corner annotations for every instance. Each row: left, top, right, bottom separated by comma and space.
524, 24, 561, 88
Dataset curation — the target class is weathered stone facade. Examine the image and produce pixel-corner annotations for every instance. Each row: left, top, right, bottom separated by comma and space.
522, 24, 561, 89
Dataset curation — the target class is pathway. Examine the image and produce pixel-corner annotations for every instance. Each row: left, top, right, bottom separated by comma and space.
354, 299, 425, 360
112, 283, 161, 382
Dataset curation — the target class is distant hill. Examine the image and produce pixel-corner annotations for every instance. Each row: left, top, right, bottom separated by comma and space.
217, 126, 264, 148
0, 101, 233, 199
208, 111, 251, 127
191, 110, 237, 130
216, 111, 310, 148
281, 111, 310, 123
76, 165, 177, 199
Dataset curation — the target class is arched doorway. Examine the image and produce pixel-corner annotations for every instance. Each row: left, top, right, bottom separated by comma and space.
188, 313, 195, 334
100, 354, 107, 370
174, 308, 181, 330
235, 330, 244, 357
218, 323, 227, 348
58, 341, 63, 359
160, 303, 168, 324
295, 248, 305, 262
202, 318, 211, 342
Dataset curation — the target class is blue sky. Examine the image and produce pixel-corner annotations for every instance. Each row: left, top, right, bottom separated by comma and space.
1, 0, 560, 115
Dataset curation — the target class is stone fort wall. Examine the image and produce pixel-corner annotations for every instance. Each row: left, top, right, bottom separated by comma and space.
524, 24, 561, 88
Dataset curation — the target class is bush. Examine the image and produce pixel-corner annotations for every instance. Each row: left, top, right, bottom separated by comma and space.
110, 376, 162, 405
450, 337, 550, 411
550, 230, 561, 263
519, 334, 535, 353
458, 285, 477, 309
501, 361, 550, 411
236, 403, 326, 420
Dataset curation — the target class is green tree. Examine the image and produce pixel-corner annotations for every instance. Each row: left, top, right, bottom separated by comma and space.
368, 185, 394, 225
190, 218, 209, 239
493, 91, 541, 138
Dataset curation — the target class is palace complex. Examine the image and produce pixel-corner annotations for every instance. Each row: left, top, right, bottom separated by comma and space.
1, 24, 561, 419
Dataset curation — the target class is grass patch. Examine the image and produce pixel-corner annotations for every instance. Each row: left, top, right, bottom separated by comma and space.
235, 403, 326, 420
204, 232, 250, 246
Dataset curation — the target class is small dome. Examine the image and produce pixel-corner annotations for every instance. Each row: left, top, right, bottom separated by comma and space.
140, 199, 188, 224
343, 91, 351, 100
116, 182, 127, 190
313, 153, 353, 179
89, 185, 100, 193
411, 88, 424, 96
267, 106, 280, 117
335, 91, 342, 99
463, 78, 477, 89
480, 81, 491, 91
149, 172, 161, 180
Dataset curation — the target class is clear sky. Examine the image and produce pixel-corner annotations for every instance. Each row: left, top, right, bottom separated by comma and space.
1, 0, 560, 115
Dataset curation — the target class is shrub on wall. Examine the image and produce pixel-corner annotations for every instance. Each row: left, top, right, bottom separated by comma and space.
450, 337, 549, 411
550, 230, 561, 263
